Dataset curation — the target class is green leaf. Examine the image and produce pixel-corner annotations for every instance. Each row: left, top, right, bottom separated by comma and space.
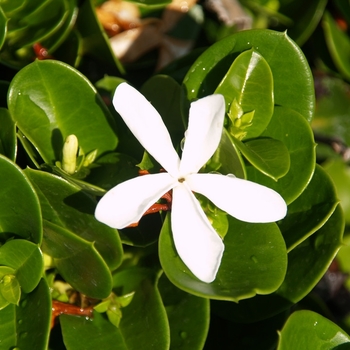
215, 49, 274, 140
183, 30, 315, 123
246, 106, 316, 204
0, 0, 25, 15
221, 205, 344, 323
113, 268, 170, 350
323, 11, 350, 81
8, 59, 118, 165
0, 266, 19, 305
0, 6, 8, 52
0, 155, 42, 244
323, 159, 350, 225
279, 165, 339, 252
42, 220, 113, 299
205, 129, 246, 179
158, 274, 209, 350
0, 0, 73, 68
41, 0, 78, 53
0, 108, 16, 161
61, 312, 127, 350
24, 167, 123, 270
278, 0, 327, 46
127, 0, 171, 8
232, 137, 290, 181
0, 278, 51, 350
159, 213, 287, 301
61, 268, 170, 350
76, 0, 124, 73
277, 310, 350, 349
0, 239, 43, 293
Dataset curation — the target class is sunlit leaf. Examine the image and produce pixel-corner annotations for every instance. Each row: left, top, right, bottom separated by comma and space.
0, 155, 42, 244
8, 60, 118, 165
0, 239, 43, 293
246, 106, 316, 204
159, 213, 287, 301
277, 310, 350, 349
215, 49, 274, 140
183, 30, 315, 122
232, 137, 290, 180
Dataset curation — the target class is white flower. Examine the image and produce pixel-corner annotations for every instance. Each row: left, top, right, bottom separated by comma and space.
95, 83, 287, 283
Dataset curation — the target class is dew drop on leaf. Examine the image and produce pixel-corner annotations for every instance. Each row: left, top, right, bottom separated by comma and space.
180, 331, 187, 339
19, 332, 28, 339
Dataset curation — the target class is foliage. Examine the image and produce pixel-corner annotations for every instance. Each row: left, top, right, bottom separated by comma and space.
0, 0, 349, 349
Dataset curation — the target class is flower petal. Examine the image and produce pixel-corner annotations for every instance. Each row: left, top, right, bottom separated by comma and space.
171, 183, 224, 283
179, 94, 225, 175
95, 173, 176, 228
113, 83, 180, 177
187, 173, 287, 223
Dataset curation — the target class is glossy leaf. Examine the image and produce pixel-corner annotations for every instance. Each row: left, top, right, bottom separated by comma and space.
215, 49, 274, 140
220, 205, 344, 323
323, 11, 350, 81
233, 137, 290, 181
62, 268, 170, 350
0, 107, 16, 160
0, 278, 51, 350
24, 167, 123, 270
61, 312, 126, 350
0, 266, 19, 306
206, 128, 246, 179
246, 106, 316, 204
112, 268, 170, 350
183, 30, 315, 123
8, 59, 118, 165
278, 203, 343, 311
0, 239, 43, 293
0, 155, 42, 244
279, 165, 339, 252
277, 310, 350, 349
158, 274, 209, 350
159, 213, 287, 301
42, 220, 113, 299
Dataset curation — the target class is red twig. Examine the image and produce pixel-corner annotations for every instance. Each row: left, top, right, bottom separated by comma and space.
51, 300, 94, 329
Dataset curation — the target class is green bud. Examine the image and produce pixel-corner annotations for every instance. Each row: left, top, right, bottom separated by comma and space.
62, 135, 79, 174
